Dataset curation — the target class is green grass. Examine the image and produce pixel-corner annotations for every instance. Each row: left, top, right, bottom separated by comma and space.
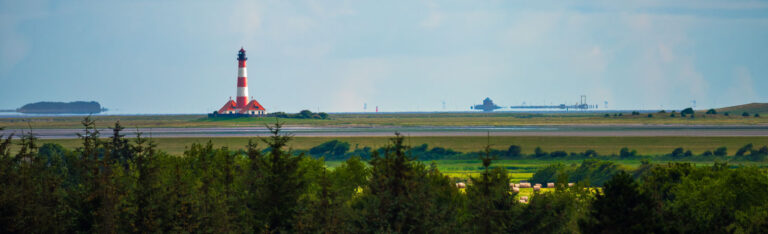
20, 136, 768, 156
2, 111, 766, 129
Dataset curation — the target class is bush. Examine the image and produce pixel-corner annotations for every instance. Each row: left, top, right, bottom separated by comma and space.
724, 112, 730, 116
631, 111, 640, 116
706, 109, 717, 114
309, 140, 350, 160
671, 147, 685, 158
681, 108, 694, 116
507, 145, 522, 157
742, 112, 750, 117
755, 113, 760, 118
269, 110, 330, 119
551, 151, 568, 158
714, 147, 727, 157
534, 147, 548, 157
736, 144, 753, 156
647, 114, 653, 118
619, 147, 637, 158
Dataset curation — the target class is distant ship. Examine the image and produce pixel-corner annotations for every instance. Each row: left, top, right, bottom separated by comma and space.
16, 101, 105, 114
471, 98, 502, 112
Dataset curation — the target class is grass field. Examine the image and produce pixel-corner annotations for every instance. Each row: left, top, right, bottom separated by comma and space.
2, 111, 767, 129
10, 135, 767, 185
20, 136, 768, 156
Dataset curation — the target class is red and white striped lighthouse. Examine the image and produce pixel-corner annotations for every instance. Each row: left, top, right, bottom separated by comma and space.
216, 47, 266, 116
236, 47, 249, 108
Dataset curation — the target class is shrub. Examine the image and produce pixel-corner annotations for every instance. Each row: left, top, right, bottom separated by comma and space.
507, 145, 522, 157
632, 111, 640, 116
309, 140, 350, 159
742, 112, 750, 117
724, 112, 730, 116
706, 109, 717, 114
583, 149, 598, 158
534, 147, 548, 157
671, 147, 685, 158
755, 113, 761, 118
736, 144, 753, 156
551, 151, 568, 158
702, 150, 713, 157
619, 147, 637, 158
714, 147, 727, 157
681, 108, 694, 116
647, 114, 653, 118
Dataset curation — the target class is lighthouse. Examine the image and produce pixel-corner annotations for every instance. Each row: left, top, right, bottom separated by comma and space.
236, 48, 249, 108
213, 47, 266, 116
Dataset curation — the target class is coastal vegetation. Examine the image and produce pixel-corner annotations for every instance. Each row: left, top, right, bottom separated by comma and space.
1, 119, 767, 232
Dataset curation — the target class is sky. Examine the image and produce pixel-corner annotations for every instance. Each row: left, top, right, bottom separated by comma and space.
1, 0, 767, 114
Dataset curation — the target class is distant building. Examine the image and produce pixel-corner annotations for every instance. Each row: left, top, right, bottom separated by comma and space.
210, 48, 266, 117
471, 97, 502, 112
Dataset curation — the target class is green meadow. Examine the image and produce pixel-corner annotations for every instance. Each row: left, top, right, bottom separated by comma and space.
25, 135, 768, 156
23, 136, 768, 182
2, 111, 767, 129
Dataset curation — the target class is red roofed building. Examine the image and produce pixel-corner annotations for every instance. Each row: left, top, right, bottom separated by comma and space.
211, 48, 267, 117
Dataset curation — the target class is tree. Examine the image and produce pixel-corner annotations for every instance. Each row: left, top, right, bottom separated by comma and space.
671, 147, 685, 158
619, 147, 636, 158
681, 107, 695, 116
706, 109, 717, 114
465, 144, 521, 233
299, 109, 313, 119
318, 112, 329, 119
354, 133, 456, 233
584, 149, 598, 158
742, 112, 750, 117
520, 175, 591, 232
534, 147, 548, 157
735, 143, 753, 156
580, 171, 662, 233
714, 147, 728, 157
507, 145, 522, 157
665, 165, 768, 232
257, 121, 307, 232
129, 132, 162, 232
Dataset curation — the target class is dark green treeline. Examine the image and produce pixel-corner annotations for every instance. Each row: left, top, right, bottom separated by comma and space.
1, 119, 767, 233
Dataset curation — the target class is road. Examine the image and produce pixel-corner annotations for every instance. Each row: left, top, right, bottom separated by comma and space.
2, 125, 768, 139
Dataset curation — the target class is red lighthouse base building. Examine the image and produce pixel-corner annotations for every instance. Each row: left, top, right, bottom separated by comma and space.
210, 48, 267, 117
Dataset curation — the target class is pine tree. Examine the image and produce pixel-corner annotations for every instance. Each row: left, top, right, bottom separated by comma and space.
131, 132, 161, 232
580, 171, 662, 233
465, 144, 521, 232
256, 121, 307, 232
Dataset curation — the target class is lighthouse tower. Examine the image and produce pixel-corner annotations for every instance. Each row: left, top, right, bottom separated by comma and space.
236, 48, 249, 108
215, 47, 266, 116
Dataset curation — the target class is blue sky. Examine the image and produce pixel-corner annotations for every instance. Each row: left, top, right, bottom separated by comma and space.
1, 0, 767, 113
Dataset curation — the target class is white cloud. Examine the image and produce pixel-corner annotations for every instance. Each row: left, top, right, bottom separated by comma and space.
725, 67, 758, 105
420, 0, 443, 28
